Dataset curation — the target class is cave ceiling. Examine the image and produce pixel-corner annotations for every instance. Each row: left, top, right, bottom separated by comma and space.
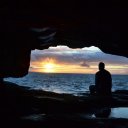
0, 0, 128, 77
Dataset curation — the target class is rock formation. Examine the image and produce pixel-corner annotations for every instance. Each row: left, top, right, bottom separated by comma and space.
0, 0, 128, 77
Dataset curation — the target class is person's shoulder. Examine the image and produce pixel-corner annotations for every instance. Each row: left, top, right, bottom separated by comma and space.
96, 71, 100, 75
104, 69, 111, 75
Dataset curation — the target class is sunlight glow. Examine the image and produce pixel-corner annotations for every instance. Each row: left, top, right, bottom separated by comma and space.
30, 46, 128, 74
44, 63, 55, 73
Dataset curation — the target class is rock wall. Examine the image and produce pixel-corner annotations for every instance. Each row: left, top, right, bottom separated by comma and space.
0, 0, 127, 77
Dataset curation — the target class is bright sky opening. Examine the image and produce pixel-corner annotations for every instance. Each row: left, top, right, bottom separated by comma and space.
30, 46, 128, 74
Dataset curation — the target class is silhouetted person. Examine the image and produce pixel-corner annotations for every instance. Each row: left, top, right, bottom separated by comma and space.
89, 62, 112, 96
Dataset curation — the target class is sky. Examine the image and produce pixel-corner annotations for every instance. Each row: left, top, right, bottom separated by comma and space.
30, 45, 128, 74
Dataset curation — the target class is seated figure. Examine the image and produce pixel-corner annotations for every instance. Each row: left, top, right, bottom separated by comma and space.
89, 62, 112, 96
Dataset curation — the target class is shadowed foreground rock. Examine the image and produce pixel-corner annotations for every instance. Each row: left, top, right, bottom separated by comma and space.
0, 81, 128, 127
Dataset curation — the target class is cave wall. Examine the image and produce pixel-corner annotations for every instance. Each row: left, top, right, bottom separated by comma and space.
0, 0, 127, 77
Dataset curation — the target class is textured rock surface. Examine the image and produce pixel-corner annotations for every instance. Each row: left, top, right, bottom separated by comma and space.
1, 82, 128, 128
0, 0, 128, 77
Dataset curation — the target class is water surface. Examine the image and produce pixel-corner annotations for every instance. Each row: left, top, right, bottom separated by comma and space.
5, 72, 128, 96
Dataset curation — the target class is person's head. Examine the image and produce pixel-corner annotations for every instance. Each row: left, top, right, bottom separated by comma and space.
99, 62, 105, 71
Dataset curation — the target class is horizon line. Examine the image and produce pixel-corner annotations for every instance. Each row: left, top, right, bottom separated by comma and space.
28, 71, 128, 75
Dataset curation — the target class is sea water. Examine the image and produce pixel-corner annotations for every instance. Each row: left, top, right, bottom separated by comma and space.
5, 72, 128, 118
5, 72, 128, 96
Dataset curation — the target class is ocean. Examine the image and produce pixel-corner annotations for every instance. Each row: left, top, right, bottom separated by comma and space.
5, 72, 128, 96
5, 72, 128, 118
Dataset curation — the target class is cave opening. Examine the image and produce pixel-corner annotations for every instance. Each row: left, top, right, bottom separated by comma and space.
5, 45, 128, 95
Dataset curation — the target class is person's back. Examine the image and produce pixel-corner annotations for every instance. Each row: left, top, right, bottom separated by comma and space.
95, 62, 112, 95
95, 69, 112, 95
89, 62, 112, 96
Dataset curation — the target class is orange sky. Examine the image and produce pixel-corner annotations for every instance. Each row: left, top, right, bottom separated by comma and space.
29, 46, 128, 74
30, 58, 128, 74
30, 61, 96, 74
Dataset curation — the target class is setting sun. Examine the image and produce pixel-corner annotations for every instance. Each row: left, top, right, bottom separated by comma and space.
44, 63, 55, 73
30, 46, 128, 74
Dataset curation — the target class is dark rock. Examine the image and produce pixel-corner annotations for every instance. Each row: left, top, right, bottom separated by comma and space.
95, 108, 111, 118
0, 0, 128, 77
1, 81, 128, 113
1, 82, 128, 127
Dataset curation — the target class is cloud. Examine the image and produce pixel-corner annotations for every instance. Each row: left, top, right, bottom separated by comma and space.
31, 45, 128, 67
80, 61, 90, 67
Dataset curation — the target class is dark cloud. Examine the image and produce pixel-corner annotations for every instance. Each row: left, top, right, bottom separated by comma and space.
80, 61, 90, 67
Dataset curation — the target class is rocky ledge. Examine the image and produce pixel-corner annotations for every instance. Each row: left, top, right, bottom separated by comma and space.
0, 81, 128, 127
